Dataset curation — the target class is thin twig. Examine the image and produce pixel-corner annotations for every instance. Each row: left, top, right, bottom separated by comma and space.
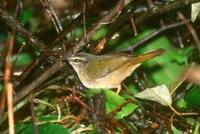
7, 83, 15, 134
40, 0, 63, 33
13, 0, 126, 105
148, 86, 198, 116
107, 0, 199, 41
0, 86, 6, 119
11, 43, 25, 76
0, 88, 46, 126
177, 12, 200, 52
47, 0, 63, 32
120, 20, 191, 52
83, 1, 87, 42
130, 16, 137, 36
175, 29, 184, 49
0, 0, 22, 121
40, 0, 66, 50
72, 86, 93, 112
40, 0, 59, 32
0, 33, 11, 119
4, 32, 15, 134
13, 15, 81, 89
0, 8, 46, 52
13, 61, 66, 104
30, 93, 39, 134
71, 0, 125, 53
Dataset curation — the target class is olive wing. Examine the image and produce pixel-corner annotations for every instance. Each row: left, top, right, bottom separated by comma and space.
86, 55, 132, 79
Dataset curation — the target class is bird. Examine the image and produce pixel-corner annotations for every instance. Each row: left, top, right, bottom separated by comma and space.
66, 48, 164, 93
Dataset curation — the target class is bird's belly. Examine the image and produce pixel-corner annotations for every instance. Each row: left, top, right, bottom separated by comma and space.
78, 74, 120, 89
81, 78, 118, 89
77, 64, 140, 89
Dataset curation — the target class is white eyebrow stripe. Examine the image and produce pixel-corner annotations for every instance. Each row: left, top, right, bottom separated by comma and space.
70, 56, 87, 62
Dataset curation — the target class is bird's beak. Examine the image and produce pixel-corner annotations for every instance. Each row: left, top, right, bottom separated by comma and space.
61, 56, 70, 62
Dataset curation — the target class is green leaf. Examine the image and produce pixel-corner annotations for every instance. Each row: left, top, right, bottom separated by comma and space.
87, 89, 138, 120
128, 84, 139, 95
175, 46, 195, 65
21, 8, 39, 32
165, 126, 185, 134
21, 8, 34, 24
176, 85, 200, 110
86, 89, 102, 97
114, 29, 194, 88
175, 97, 188, 110
0, 84, 3, 92
88, 128, 101, 134
21, 123, 70, 134
104, 90, 137, 120
136, 31, 194, 88
194, 123, 200, 134
66, 27, 83, 39
16, 115, 71, 134
92, 28, 108, 41
184, 85, 200, 107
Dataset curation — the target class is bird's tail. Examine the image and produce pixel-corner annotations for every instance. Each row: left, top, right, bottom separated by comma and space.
130, 48, 165, 64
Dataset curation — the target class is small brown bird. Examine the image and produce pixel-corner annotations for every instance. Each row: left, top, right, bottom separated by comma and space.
67, 48, 164, 93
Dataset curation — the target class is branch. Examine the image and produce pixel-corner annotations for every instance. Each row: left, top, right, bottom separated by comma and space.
71, 0, 126, 53
13, 60, 66, 104
120, 20, 191, 52
0, 8, 46, 52
13, 0, 127, 109
107, 0, 199, 39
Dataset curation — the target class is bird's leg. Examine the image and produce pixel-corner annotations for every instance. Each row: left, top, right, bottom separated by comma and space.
116, 85, 121, 94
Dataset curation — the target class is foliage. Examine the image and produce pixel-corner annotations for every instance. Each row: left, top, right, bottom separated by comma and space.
0, 0, 200, 134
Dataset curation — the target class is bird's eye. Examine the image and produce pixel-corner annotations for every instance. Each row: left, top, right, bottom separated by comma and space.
71, 57, 87, 64
74, 59, 80, 62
